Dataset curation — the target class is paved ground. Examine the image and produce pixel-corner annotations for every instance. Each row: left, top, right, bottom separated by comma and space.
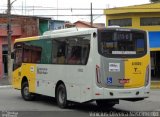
0, 77, 10, 86
0, 87, 160, 117
0, 77, 160, 117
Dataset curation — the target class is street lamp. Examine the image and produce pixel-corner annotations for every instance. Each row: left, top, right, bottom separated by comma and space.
57, 0, 58, 20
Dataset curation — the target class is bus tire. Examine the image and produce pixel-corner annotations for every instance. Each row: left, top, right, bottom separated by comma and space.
96, 100, 116, 108
56, 84, 68, 108
21, 82, 35, 101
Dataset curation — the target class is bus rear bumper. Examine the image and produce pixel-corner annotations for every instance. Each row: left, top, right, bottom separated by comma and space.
93, 85, 150, 100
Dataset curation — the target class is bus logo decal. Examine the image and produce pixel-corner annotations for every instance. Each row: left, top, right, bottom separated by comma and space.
133, 67, 142, 74
109, 63, 120, 72
30, 66, 34, 72
37, 67, 48, 74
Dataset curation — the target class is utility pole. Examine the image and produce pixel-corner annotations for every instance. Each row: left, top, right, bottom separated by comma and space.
57, 0, 59, 20
90, 2, 93, 27
7, 0, 12, 84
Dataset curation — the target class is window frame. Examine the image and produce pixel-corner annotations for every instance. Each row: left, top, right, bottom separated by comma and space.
108, 18, 132, 27
13, 42, 24, 70
52, 34, 91, 65
140, 17, 160, 26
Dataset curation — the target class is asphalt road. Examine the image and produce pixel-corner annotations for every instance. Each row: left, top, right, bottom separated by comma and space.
0, 87, 160, 117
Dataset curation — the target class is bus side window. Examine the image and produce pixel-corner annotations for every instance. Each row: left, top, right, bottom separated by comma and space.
52, 35, 90, 65
31, 46, 42, 63
13, 49, 23, 70
57, 47, 65, 64
23, 46, 32, 63
67, 41, 90, 65
68, 46, 81, 64
52, 40, 66, 64
81, 45, 90, 65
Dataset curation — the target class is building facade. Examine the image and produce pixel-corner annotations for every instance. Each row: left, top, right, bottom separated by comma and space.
0, 14, 51, 77
49, 20, 65, 30
104, 3, 160, 88
74, 21, 105, 28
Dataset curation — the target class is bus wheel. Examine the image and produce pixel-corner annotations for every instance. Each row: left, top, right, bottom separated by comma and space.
21, 82, 35, 101
56, 84, 68, 108
96, 100, 116, 108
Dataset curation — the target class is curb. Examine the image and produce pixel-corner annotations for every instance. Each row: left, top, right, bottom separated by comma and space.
151, 85, 160, 89
151, 81, 160, 89
0, 85, 12, 88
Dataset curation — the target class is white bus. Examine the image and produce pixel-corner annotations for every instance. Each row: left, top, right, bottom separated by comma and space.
12, 27, 150, 108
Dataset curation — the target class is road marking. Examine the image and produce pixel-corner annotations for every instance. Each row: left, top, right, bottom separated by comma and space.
0, 85, 12, 88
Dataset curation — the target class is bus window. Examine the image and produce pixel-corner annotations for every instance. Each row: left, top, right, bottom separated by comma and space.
31, 46, 42, 63
24, 40, 52, 64
57, 45, 66, 64
81, 45, 90, 65
68, 46, 81, 64
14, 49, 23, 70
22, 45, 42, 63
98, 30, 147, 58
23, 45, 32, 63
66, 36, 90, 65
13, 43, 24, 70
52, 40, 66, 64
52, 35, 90, 65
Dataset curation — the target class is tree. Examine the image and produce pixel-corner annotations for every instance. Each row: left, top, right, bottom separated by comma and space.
150, 0, 160, 2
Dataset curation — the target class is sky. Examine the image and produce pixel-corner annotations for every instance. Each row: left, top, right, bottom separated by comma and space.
0, 0, 150, 24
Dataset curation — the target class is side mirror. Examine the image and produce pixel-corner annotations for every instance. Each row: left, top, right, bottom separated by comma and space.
11, 52, 14, 59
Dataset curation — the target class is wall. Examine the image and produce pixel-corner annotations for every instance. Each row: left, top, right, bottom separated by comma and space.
0, 39, 2, 77
49, 21, 65, 30
74, 22, 91, 28
0, 16, 40, 77
39, 20, 49, 35
0, 16, 39, 37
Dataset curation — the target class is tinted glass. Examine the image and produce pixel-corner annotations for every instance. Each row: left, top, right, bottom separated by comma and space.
98, 30, 147, 58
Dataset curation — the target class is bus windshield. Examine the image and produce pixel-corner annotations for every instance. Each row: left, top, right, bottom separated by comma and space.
98, 29, 147, 58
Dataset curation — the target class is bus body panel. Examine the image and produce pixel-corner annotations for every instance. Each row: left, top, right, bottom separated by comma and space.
12, 67, 21, 89
34, 64, 94, 102
100, 57, 125, 88
12, 28, 150, 104
12, 63, 37, 93
124, 54, 150, 88
93, 85, 150, 100
99, 54, 150, 89
23, 64, 37, 93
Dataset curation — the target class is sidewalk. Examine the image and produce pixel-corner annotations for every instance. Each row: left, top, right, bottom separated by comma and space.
0, 76, 10, 86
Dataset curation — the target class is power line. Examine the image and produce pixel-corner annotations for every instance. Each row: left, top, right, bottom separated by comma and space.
1, 6, 160, 9
23, 14, 105, 17
0, 13, 105, 17
0, 8, 106, 10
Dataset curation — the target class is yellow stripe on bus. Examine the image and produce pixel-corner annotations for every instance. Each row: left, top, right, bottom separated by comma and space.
124, 54, 150, 88
14, 36, 39, 43
12, 63, 37, 93
22, 64, 37, 93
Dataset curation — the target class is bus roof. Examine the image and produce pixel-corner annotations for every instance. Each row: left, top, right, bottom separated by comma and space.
14, 28, 97, 43
43, 27, 97, 35
14, 27, 146, 43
